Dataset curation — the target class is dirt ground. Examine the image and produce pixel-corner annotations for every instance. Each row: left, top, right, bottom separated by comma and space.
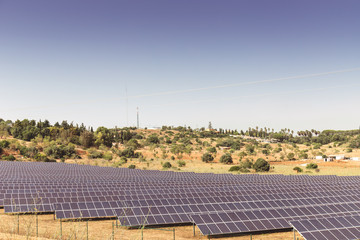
0, 209, 304, 240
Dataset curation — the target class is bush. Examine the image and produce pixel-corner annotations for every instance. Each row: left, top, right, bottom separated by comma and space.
287, 152, 295, 160
346, 148, 353, 153
253, 158, 270, 172
293, 167, 303, 173
103, 152, 113, 161
119, 147, 139, 158
125, 139, 141, 149
206, 147, 217, 153
0, 140, 10, 148
88, 148, 103, 159
2, 154, 16, 161
229, 166, 241, 172
162, 162, 172, 168
128, 164, 136, 169
245, 144, 255, 154
239, 168, 250, 173
306, 163, 318, 169
202, 153, 214, 163
262, 149, 269, 155
34, 153, 50, 162
120, 156, 127, 164
44, 143, 75, 159
240, 159, 253, 169
220, 153, 233, 164
177, 160, 186, 167
146, 134, 160, 144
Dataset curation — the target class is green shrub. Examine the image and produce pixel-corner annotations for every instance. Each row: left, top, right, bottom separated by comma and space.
162, 162, 172, 168
0, 140, 10, 148
146, 134, 160, 144
346, 148, 353, 153
306, 163, 318, 169
119, 147, 139, 158
88, 148, 103, 159
206, 147, 217, 153
128, 164, 136, 169
240, 159, 253, 169
253, 158, 270, 172
262, 149, 269, 155
229, 166, 241, 172
34, 153, 50, 162
44, 143, 75, 159
103, 152, 113, 161
2, 154, 16, 161
177, 160, 186, 167
120, 156, 127, 164
287, 152, 295, 160
202, 153, 214, 163
220, 153, 233, 164
293, 167, 303, 173
239, 168, 250, 173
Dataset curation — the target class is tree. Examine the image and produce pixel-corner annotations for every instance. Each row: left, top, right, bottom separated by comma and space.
220, 153, 233, 164
202, 153, 214, 163
95, 127, 113, 147
253, 158, 270, 172
79, 131, 94, 148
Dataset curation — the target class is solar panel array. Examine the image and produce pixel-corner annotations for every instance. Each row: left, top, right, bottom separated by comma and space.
2, 161, 360, 237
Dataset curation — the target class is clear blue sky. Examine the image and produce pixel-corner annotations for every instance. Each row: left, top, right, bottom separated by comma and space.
1, 0, 360, 131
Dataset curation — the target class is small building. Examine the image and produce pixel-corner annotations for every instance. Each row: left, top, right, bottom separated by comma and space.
324, 158, 333, 162
329, 155, 345, 160
315, 156, 323, 160
350, 157, 360, 161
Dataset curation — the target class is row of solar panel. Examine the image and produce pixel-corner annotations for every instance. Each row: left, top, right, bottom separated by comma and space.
191, 202, 360, 235
290, 215, 360, 240
6, 185, 360, 215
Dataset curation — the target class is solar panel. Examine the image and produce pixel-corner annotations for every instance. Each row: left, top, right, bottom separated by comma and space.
3, 161, 360, 237
290, 215, 360, 240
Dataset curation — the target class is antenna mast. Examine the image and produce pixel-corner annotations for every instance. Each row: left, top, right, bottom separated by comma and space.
137, 107, 139, 129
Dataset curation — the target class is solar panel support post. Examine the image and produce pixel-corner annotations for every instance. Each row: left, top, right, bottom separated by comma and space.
112, 222, 114, 240
293, 228, 295, 240
36, 214, 38, 237
141, 227, 143, 240
173, 228, 175, 240
60, 220, 62, 239
17, 214, 19, 234
193, 223, 195, 236
250, 234, 252, 240
86, 221, 88, 240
